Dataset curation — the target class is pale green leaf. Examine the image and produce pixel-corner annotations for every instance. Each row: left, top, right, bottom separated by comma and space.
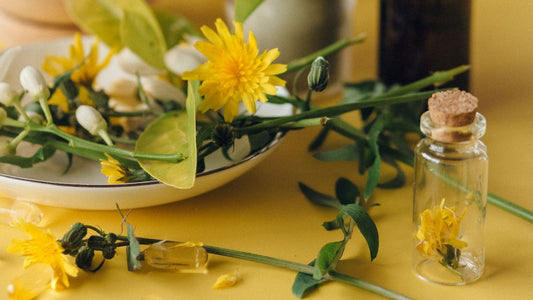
135, 81, 199, 188
65, 0, 167, 69
234, 0, 264, 22
126, 223, 142, 271
64, 0, 122, 48
121, 10, 166, 69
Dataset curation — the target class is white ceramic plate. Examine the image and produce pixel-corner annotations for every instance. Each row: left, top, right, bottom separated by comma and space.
0, 37, 292, 210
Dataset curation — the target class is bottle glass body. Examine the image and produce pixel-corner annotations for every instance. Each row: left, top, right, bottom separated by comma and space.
413, 112, 488, 285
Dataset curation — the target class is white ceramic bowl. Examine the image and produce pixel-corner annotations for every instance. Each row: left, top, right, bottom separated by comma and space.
0, 37, 292, 210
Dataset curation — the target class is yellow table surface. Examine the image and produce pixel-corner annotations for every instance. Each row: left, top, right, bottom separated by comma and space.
0, 1, 532, 299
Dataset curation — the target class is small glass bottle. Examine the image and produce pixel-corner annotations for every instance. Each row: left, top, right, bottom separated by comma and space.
413, 90, 488, 285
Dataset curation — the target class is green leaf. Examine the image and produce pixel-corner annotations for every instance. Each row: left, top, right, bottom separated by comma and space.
64, 0, 122, 48
335, 177, 360, 205
364, 115, 386, 200
378, 156, 406, 189
308, 126, 330, 151
64, 0, 167, 69
121, 10, 166, 69
247, 130, 275, 153
298, 182, 341, 209
343, 80, 386, 103
340, 204, 379, 260
234, 0, 264, 23
313, 143, 360, 162
322, 219, 341, 231
0, 145, 56, 168
126, 222, 141, 271
313, 241, 345, 280
292, 260, 325, 298
135, 81, 198, 188
154, 10, 200, 49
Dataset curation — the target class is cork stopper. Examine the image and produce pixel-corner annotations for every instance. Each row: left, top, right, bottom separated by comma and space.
428, 90, 478, 127
427, 90, 479, 142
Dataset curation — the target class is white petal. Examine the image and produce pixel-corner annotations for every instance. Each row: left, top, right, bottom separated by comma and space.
140, 76, 186, 105
164, 44, 206, 76
117, 48, 163, 76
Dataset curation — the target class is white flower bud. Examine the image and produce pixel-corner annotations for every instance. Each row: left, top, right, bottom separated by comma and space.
164, 44, 207, 76
0, 46, 21, 81
0, 139, 14, 156
0, 82, 18, 106
117, 48, 162, 76
75, 105, 107, 136
140, 77, 186, 105
19, 66, 50, 100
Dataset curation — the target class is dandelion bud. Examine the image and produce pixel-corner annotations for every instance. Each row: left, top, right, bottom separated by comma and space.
19, 66, 50, 100
102, 245, 116, 259
307, 56, 330, 92
0, 82, 18, 106
212, 123, 234, 148
143, 241, 208, 273
75, 245, 95, 270
60, 222, 87, 255
87, 235, 107, 250
75, 105, 107, 136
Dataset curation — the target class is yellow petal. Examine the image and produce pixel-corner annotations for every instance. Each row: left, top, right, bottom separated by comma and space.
212, 272, 240, 289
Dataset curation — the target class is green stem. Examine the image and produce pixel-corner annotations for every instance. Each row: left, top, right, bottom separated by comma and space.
127, 236, 410, 299
236, 90, 438, 134
372, 65, 470, 99
9, 127, 30, 147
488, 193, 533, 223
3, 118, 185, 163
328, 271, 412, 300
284, 34, 366, 74
38, 97, 54, 125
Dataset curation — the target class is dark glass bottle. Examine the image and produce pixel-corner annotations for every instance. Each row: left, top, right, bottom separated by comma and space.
379, 0, 471, 91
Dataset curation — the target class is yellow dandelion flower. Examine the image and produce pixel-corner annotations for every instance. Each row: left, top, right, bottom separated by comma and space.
42, 32, 115, 86
100, 153, 128, 184
7, 219, 79, 291
182, 18, 287, 122
416, 199, 468, 259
